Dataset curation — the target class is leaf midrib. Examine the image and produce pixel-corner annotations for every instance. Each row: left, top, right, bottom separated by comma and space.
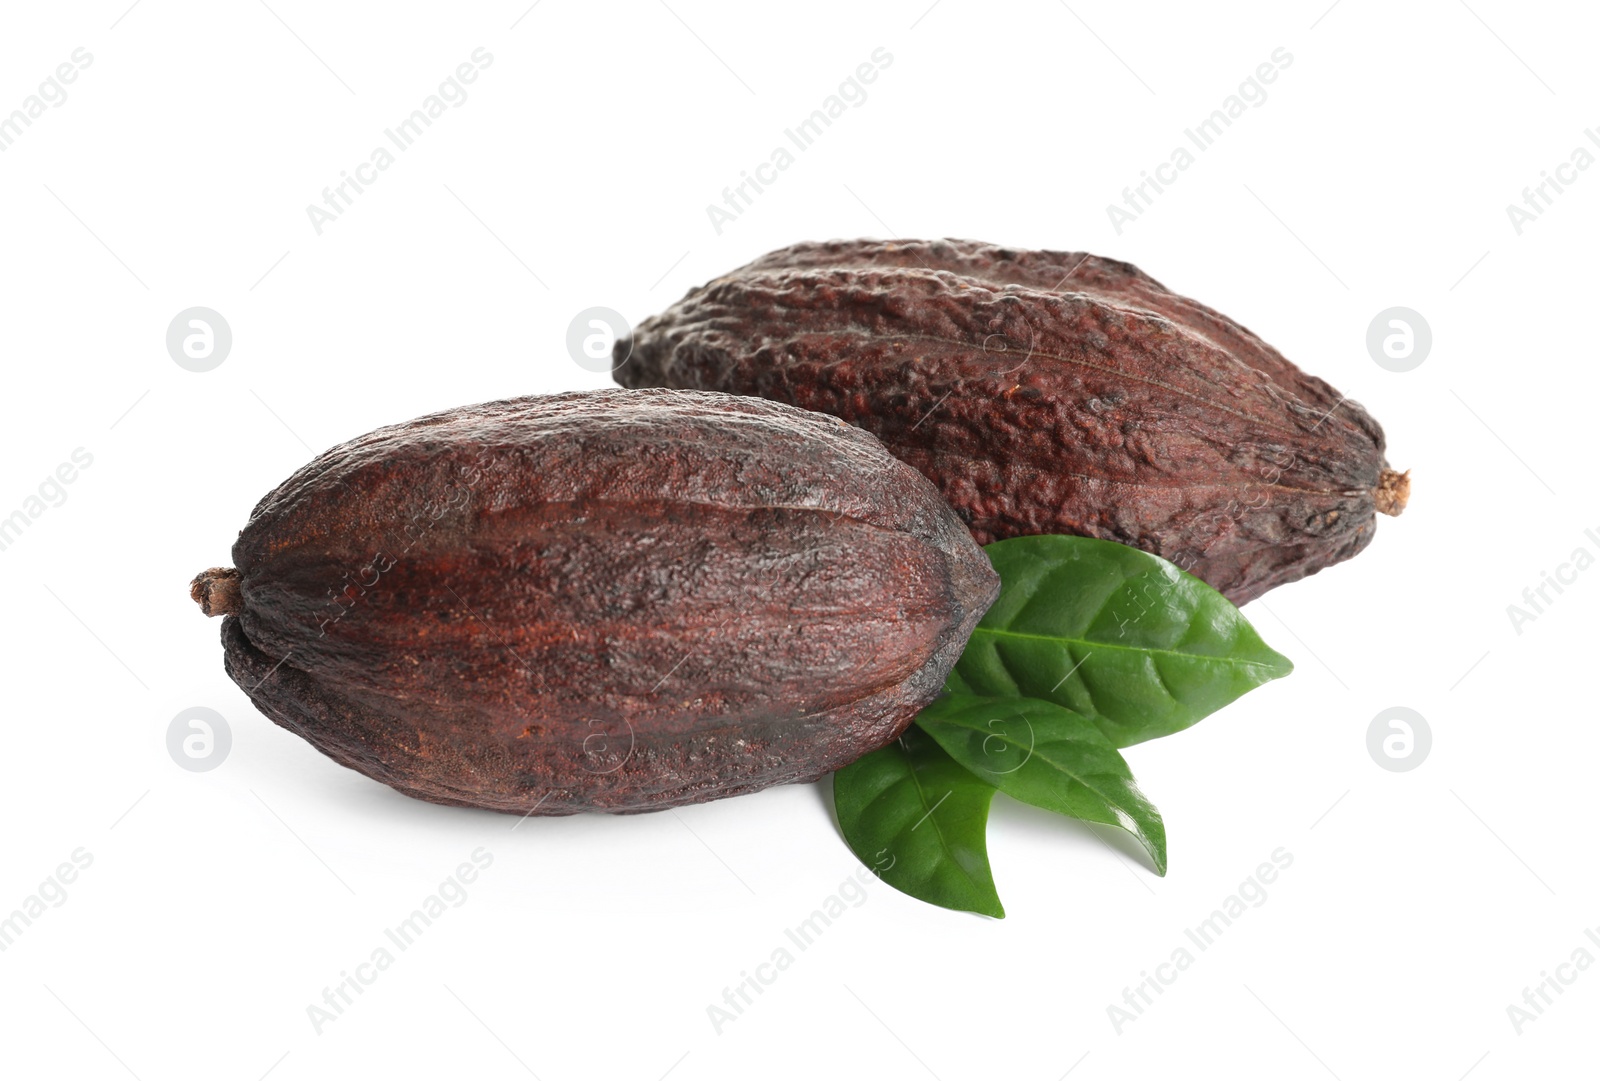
901, 760, 990, 900
930, 719, 1132, 818
970, 624, 1285, 672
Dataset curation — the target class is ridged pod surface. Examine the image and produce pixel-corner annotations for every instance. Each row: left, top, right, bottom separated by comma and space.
191, 388, 998, 814
616, 238, 1408, 603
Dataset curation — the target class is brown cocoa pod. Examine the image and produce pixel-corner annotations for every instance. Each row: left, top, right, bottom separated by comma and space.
615, 238, 1409, 604
191, 388, 998, 815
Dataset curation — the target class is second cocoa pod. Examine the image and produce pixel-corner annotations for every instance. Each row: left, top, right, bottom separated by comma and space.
616, 238, 1408, 604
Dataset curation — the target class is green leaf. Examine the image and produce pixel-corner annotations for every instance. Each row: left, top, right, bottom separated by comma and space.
916, 694, 1167, 875
948, 535, 1293, 747
832, 726, 1004, 918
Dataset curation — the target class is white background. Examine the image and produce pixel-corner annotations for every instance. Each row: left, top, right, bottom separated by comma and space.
1, 1, 1595, 1078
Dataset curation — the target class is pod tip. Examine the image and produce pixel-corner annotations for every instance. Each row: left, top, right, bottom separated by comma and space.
190, 567, 242, 617
1375, 469, 1410, 517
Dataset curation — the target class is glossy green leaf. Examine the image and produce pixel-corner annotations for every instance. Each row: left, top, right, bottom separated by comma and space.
947, 535, 1293, 747
916, 694, 1166, 875
832, 726, 1004, 918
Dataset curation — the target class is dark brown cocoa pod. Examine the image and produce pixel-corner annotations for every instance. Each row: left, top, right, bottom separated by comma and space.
191, 388, 998, 815
615, 238, 1409, 604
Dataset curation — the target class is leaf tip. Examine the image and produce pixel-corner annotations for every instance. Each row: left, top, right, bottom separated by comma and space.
1146, 839, 1168, 878
1259, 646, 1294, 680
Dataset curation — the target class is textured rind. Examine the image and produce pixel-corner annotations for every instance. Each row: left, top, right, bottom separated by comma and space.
219, 387, 999, 815
615, 238, 1396, 604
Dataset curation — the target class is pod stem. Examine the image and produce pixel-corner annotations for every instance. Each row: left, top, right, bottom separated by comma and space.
191, 567, 242, 617
1374, 469, 1410, 517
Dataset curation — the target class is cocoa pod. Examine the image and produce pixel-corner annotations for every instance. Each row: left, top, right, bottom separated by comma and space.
190, 388, 998, 815
615, 238, 1408, 604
